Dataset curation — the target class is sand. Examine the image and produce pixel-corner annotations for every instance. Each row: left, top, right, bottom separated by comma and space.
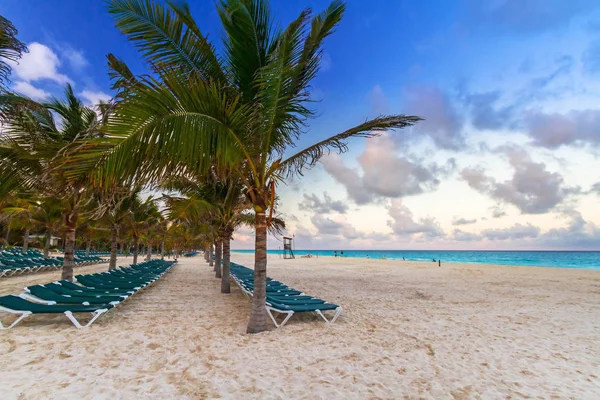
1, 254, 599, 399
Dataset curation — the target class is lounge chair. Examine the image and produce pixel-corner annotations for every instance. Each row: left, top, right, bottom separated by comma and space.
21, 285, 124, 306
0, 295, 114, 329
266, 300, 343, 328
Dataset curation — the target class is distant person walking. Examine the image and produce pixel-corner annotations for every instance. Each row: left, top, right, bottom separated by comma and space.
334, 251, 337, 257
438, 260, 441, 267
341, 251, 344, 257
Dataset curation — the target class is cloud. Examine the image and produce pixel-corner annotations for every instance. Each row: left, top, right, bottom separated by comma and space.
63, 48, 88, 70
582, 39, 600, 75
491, 207, 507, 218
9, 42, 71, 85
79, 90, 111, 106
322, 134, 454, 205
452, 229, 481, 241
526, 109, 600, 148
12, 81, 50, 100
386, 199, 444, 238
461, 146, 577, 214
310, 214, 362, 239
530, 55, 574, 90
452, 217, 477, 226
481, 223, 540, 240
321, 154, 373, 205
299, 192, 348, 214
463, 91, 514, 131
590, 182, 600, 195
540, 209, 600, 249
403, 85, 465, 149
468, 0, 599, 33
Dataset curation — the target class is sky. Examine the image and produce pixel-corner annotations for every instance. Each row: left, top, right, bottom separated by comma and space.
2, 0, 600, 250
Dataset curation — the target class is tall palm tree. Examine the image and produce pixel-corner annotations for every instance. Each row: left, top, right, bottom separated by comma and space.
0, 16, 28, 90
0, 85, 106, 280
79, 0, 421, 332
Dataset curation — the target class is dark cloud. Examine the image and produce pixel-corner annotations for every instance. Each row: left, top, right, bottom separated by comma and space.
403, 85, 465, 150
526, 109, 600, 148
452, 217, 477, 226
540, 209, 600, 249
590, 182, 600, 195
386, 200, 444, 238
467, 0, 599, 34
452, 229, 481, 241
464, 91, 515, 131
482, 223, 540, 240
321, 154, 373, 205
310, 214, 363, 240
298, 192, 348, 214
322, 135, 454, 205
582, 39, 600, 75
491, 207, 507, 218
461, 146, 578, 214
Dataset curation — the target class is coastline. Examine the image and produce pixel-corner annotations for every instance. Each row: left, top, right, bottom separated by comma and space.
231, 249, 600, 270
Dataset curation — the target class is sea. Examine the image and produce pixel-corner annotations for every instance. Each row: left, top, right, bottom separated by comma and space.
231, 249, 600, 270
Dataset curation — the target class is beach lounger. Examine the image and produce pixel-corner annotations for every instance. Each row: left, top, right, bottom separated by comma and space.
21, 285, 124, 306
0, 295, 114, 329
265, 300, 343, 328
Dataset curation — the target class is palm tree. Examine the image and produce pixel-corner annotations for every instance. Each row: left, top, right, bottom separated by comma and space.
0, 85, 107, 280
0, 16, 28, 90
83, 0, 421, 332
1, 196, 40, 253
32, 196, 64, 257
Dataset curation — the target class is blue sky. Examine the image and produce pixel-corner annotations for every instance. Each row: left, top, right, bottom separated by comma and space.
3, 0, 600, 250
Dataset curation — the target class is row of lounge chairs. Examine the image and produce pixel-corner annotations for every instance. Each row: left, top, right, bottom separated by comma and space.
0, 259, 176, 329
0, 249, 106, 278
229, 263, 342, 328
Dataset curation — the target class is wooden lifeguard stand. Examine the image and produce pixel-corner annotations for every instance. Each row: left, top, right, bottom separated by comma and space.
283, 236, 295, 259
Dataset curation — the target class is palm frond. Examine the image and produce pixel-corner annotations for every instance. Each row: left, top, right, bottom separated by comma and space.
277, 115, 423, 178
108, 0, 226, 82
218, 0, 276, 102
0, 16, 28, 89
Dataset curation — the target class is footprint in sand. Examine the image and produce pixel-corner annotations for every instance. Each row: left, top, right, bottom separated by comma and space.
147, 343, 161, 350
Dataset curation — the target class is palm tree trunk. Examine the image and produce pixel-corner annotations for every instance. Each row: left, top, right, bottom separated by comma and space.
215, 239, 222, 278
146, 240, 152, 261
209, 244, 214, 267
22, 227, 30, 253
247, 211, 268, 334
221, 233, 231, 294
61, 212, 78, 281
44, 230, 52, 257
161, 240, 165, 260
85, 240, 91, 257
109, 225, 119, 270
4, 225, 10, 245
133, 238, 139, 264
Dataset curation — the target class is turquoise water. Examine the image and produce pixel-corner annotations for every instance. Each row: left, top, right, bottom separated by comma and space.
231, 249, 600, 270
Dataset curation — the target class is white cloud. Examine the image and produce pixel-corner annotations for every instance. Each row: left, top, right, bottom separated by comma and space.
63, 48, 88, 70
9, 42, 71, 85
12, 81, 50, 101
79, 90, 111, 106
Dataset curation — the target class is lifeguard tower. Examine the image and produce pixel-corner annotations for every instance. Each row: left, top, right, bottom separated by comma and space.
283, 236, 295, 259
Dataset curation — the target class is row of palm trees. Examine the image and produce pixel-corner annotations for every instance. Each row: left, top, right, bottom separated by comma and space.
0, 0, 420, 333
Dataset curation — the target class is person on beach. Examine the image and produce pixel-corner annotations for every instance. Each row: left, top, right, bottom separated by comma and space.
438, 260, 441, 267
403, 257, 405, 261
366, 254, 369, 259
334, 251, 337, 257
341, 250, 344, 257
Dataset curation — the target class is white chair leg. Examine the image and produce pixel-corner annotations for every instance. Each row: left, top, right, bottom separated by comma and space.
64, 309, 108, 329
315, 307, 343, 324
0, 312, 32, 329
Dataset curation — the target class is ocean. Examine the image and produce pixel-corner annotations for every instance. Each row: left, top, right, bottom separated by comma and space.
231, 249, 600, 270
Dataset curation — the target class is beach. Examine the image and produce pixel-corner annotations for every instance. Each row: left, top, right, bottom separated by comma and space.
1, 254, 599, 399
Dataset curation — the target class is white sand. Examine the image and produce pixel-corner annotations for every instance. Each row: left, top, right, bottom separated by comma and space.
1, 254, 599, 399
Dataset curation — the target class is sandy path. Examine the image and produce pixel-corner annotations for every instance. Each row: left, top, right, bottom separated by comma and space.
1, 254, 599, 399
